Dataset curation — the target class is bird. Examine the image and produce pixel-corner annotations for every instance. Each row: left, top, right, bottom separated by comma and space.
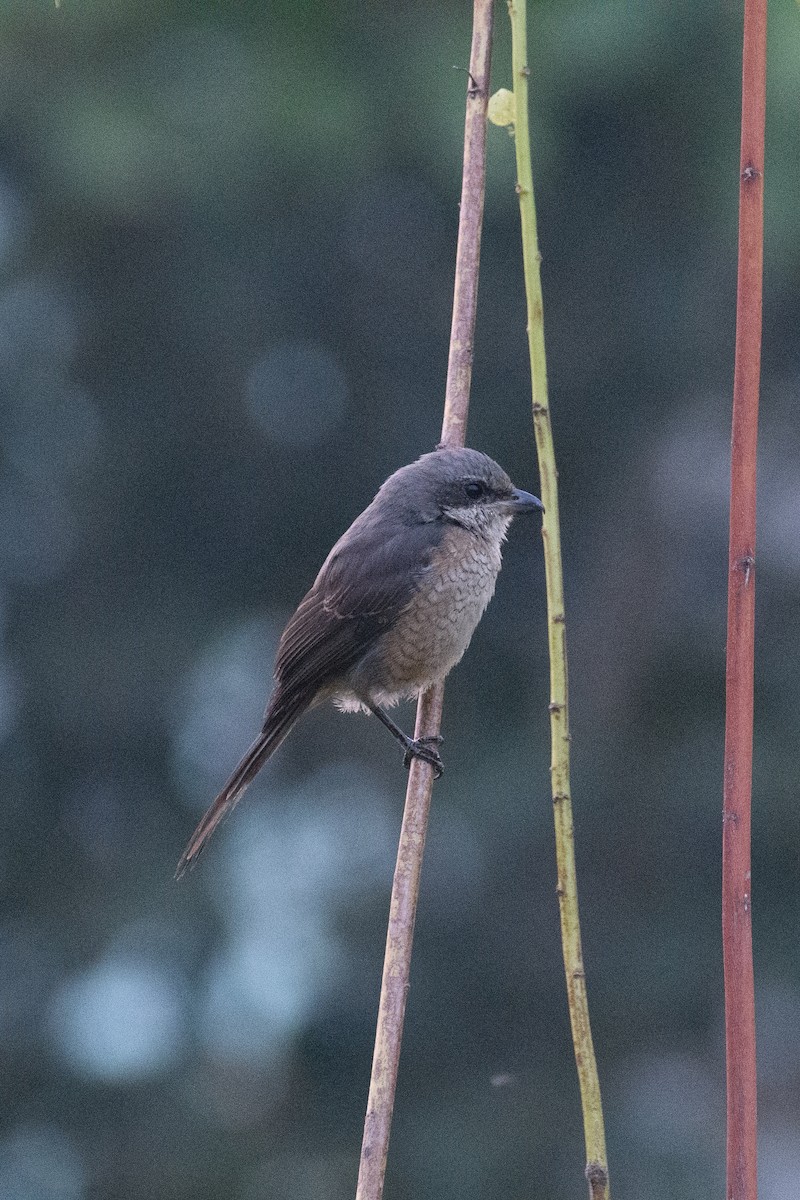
176, 446, 543, 876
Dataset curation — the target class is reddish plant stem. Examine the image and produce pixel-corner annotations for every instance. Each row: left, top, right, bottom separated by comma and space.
354, 4, 494, 1198
723, 2, 766, 1199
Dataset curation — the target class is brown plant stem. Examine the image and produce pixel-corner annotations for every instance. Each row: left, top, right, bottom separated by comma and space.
354, 3, 494, 1197
723, 1, 766, 1198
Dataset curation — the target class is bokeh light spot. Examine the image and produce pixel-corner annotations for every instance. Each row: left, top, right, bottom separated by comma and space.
48, 954, 186, 1083
0, 1124, 86, 1200
245, 340, 349, 446
173, 615, 281, 808
0, 478, 77, 583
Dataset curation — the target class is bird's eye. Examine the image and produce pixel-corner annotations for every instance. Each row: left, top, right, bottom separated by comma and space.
464, 480, 485, 500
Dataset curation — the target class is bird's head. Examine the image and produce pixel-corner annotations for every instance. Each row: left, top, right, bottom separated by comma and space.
381, 446, 543, 537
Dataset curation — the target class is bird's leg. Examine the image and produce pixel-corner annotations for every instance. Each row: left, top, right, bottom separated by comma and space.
367, 702, 444, 778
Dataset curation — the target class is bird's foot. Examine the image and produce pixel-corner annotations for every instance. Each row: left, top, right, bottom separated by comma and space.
402, 735, 444, 778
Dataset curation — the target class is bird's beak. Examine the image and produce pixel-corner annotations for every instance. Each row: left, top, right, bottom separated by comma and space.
509, 488, 545, 515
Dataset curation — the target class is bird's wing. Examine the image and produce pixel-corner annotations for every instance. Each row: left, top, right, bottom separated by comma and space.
178, 510, 442, 876
272, 514, 441, 700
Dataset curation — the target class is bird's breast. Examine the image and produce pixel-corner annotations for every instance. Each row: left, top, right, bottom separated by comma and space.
367, 527, 504, 700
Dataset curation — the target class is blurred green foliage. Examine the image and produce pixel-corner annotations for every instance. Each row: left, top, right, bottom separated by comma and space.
0, 2, 799, 1198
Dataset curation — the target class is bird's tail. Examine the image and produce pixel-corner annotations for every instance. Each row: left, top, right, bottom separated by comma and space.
175, 690, 309, 878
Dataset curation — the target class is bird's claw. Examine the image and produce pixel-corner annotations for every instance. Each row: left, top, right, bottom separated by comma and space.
403, 735, 445, 778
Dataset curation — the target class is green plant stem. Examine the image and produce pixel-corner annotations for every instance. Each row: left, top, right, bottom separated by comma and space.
505, 3, 609, 1197
354, 3, 494, 1197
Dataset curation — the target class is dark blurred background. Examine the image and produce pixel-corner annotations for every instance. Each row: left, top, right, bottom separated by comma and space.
0, 1, 798, 1197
